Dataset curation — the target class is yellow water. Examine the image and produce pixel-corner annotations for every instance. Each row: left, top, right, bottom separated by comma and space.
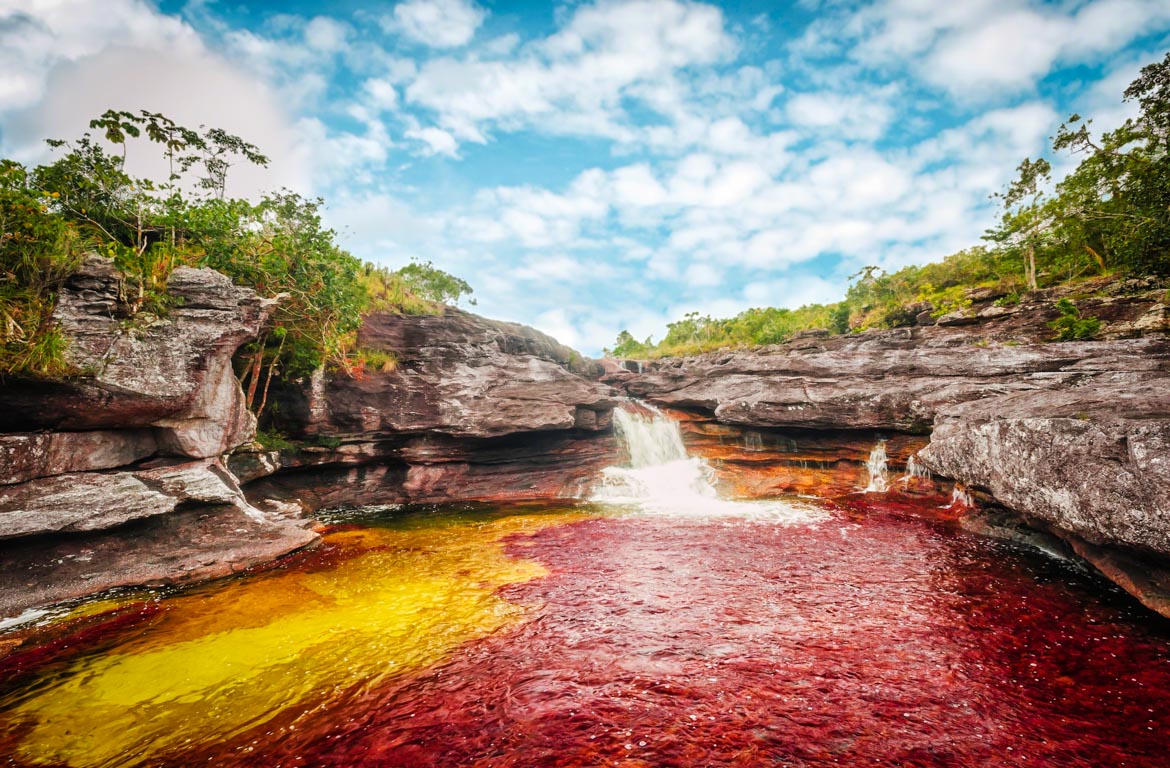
0, 507, 587, 768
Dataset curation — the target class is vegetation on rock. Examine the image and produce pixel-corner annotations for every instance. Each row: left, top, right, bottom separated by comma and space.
0, 110, 471, 407
609, 52, 1170, 358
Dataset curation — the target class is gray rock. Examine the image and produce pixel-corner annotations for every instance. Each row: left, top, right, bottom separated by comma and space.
0, 256, 269, 460
0, 430, 158, 486
0, 459, 260, 540
300, 308, 616, 439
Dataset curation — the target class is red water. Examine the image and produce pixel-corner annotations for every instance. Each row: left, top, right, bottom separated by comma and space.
175, 498, 1170, 768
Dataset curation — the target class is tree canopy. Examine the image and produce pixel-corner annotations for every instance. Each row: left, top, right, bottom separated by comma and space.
0, 110, 472, 411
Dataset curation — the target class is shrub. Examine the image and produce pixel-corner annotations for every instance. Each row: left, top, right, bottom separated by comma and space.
1048, 298, 1102, 341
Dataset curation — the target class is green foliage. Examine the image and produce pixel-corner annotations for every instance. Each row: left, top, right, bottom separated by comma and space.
394, 260, 474, 306
312, 433, 343, 450
255, 428, 297, 452
0, 109, 470, 398
1048, 298, 1102, 341
355, 348, 399, 373
608, 303, 839, 358
607, 330, 651, 357
0, 161, 84, 376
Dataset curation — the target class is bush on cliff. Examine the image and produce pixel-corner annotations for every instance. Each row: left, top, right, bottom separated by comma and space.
0, 110, 472, 409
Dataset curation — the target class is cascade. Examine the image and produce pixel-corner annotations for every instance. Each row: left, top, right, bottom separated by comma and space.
592, 404, 825, 523
900, 455, 931, 485
949, 483, 974, 509
863, 440, 889, 493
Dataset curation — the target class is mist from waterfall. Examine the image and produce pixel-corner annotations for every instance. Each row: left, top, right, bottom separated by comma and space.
591, 405, 827, 524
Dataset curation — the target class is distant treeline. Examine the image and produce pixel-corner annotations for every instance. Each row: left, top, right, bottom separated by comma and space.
610, 52, 1170, 358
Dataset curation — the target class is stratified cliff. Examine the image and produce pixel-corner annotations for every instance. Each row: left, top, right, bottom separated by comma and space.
0, 256, 317, 616
237, 308, 618, 510
612, 283, 1170, 615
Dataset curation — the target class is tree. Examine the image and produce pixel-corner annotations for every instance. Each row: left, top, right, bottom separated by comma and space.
986, 157, 1053, 291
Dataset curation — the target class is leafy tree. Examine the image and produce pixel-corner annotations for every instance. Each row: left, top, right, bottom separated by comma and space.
1, 110, 470, 409
394, 260, 474, 305
986, 157, 1053, 291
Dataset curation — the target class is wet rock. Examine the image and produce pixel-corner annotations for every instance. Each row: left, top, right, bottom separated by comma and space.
0, 504, 318, 618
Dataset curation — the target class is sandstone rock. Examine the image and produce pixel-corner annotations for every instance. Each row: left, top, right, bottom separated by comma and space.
918, 382, 1170, 554
935, 309, 978, 326
295, 308, 615, 439
0, 504, 318, 618
0, 257, 268, 460
0, 459, 262, 541
0, 430, 157, 486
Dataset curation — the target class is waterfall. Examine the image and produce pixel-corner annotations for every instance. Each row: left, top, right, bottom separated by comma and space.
899, 455, 931, 485
863, 440, 889, 493
949, 483, 974, 509
592, 404, 827, 524
744, 431, 764, 451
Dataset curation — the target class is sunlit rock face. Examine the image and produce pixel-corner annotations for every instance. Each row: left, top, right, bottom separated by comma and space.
242, 308, 620, 510
0, 256, 267, 457
612, 289, 1170, 615
0, 258, 315, 617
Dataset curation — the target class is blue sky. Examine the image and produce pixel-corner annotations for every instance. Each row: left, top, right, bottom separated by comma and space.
2, 0, 1169, 354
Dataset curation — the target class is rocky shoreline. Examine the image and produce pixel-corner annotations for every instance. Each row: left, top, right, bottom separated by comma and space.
1, 259, 1169, 620
608, 282, 1170, 616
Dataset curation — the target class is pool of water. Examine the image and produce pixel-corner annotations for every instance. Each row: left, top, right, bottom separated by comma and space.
2, 497, 1170, 767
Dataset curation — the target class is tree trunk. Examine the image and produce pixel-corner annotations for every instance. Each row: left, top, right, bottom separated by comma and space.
244, 334, 266, 411
1026, 244, 1038, 291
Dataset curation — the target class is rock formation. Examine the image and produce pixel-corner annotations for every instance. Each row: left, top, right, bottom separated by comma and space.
611, 284, 1170, 615
0, 257, 317, 617
237, 308, 618, 510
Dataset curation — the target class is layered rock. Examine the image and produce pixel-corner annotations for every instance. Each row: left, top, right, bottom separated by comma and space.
0, 258, 317, 618
614, 287, 1170, 614
0, 256, 266, 456
243, 308, 618, 510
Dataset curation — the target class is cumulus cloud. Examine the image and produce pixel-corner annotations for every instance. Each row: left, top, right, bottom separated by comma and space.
388, 0, 486, 48
403, 0, 737, 148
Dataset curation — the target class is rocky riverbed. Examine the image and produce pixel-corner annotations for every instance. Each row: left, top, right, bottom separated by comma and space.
1, 259, 1168, 620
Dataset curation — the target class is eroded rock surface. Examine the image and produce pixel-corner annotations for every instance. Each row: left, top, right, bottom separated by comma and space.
0, 256, 268, 458
245, 308, 619, 510
295, 308, 613, 438
0, 258, 313, 619
615, 288, 1170, 615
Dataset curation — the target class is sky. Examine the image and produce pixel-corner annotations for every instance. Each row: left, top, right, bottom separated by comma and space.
1, 0, 1169, 354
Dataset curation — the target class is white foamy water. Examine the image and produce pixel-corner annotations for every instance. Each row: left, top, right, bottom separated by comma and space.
863, 440, 889, 493
591, 405, 828, 524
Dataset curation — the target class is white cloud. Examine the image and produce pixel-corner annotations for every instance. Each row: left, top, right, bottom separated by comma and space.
0, 0, 200, 112
2, 44, 306, 197
404, 0, 737, 148
404, 125, 459, 156
389, 0, 486, 49
786, 91, 894, 141
303, 16, 350, 52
